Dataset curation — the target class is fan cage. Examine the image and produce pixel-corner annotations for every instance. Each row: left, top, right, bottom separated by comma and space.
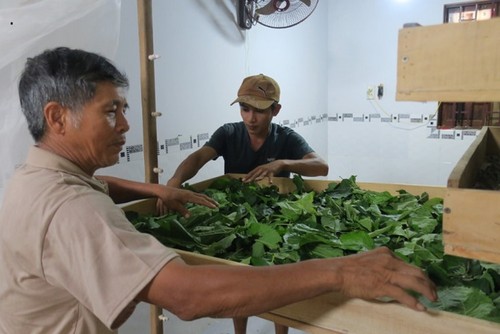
255, 0, 319, 29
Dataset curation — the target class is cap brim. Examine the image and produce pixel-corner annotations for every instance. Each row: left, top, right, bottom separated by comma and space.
230, 96, 275, 110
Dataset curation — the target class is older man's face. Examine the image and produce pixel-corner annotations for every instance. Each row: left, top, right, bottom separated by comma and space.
63, 82, 129, 174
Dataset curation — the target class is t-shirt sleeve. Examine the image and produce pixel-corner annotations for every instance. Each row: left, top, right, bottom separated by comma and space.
286, 129, 315, 159
41, 192, 178, 329
204, 124, 232, 156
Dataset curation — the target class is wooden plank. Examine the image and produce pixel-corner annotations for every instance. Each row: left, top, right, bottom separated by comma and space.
396, 18, 500, 102
443, 188, 500, 264
265, 293, 500, 334
175, 249, 246, 267
120, 198, 156, 215
173, 251, 500, 334
136, 1, 162, 333
177, 244, 500, 334
137, 0, 159, 185
444, 126, 500, 263
258, 313, 342, 334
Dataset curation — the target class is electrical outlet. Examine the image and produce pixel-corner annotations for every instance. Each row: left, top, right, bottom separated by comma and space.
366, 86, 375, 100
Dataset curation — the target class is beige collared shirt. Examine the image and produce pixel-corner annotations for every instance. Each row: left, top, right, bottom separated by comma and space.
0, 146, 177, 334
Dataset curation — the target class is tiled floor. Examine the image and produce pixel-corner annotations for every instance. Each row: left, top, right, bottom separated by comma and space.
120, 303, 306, 334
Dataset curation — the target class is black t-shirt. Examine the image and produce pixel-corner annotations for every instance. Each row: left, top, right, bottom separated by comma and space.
205, 122, 314, 178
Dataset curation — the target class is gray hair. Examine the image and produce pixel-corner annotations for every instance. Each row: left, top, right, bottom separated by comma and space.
18, 47, 129, 141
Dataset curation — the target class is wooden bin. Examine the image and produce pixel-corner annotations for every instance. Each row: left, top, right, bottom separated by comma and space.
444, 126, 500, 264
396, 18, 500, 102
123, 175, 500, 334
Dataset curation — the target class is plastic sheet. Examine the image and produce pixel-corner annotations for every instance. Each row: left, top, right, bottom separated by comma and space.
0, 0, 121, 203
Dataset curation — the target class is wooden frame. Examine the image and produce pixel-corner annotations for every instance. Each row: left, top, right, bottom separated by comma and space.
136, 0, 163, 332
444, 126, 500, 264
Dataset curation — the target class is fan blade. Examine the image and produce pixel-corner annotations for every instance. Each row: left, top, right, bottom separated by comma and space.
255, 1, 277, 16
299, 0, 311, 6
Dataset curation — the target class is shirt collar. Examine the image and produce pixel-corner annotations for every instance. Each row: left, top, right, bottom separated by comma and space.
25, 146, 108, 193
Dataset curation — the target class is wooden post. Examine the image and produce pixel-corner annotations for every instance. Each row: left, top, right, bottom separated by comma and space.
137, 0, 159, 185
136, 0, 163, 333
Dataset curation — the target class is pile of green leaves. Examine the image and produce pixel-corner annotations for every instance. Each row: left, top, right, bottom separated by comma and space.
128, 176, 500, 323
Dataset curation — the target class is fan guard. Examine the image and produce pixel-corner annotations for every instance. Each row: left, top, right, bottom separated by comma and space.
238, 0, 319, 29
256, 0, 319, 29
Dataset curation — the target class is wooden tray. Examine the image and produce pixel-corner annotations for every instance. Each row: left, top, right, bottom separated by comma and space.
444, 126, 500, 264
123, 175, 500, 333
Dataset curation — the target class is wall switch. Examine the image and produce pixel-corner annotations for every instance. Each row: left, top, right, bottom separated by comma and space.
366, 86, 375, 100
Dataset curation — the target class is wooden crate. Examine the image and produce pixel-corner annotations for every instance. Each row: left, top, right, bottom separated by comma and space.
444, 126, 500, 264
396, 18, 500, 102
123, 175, 500, 334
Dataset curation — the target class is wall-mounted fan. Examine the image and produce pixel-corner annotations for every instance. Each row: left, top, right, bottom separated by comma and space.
237, 0, 319, 29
